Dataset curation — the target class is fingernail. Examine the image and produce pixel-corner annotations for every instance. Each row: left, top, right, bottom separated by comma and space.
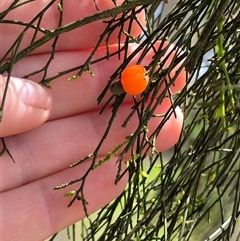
9, 77, 52, 110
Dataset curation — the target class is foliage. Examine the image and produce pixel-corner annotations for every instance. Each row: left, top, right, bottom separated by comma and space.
1, 0, 240, 240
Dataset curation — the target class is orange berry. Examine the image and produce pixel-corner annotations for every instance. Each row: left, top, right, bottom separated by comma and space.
121, 65, 149, 95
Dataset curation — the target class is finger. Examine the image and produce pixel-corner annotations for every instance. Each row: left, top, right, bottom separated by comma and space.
2, 98, 182, 191
9, 45, 128, 120
9, 43, 186, 120
132, 41, 187, 94
1, 158, 128, 241
1, 0, 144, 58
0, 75, 52, 137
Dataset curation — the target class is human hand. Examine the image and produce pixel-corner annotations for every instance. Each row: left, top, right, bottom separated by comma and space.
0, 1, 186, 241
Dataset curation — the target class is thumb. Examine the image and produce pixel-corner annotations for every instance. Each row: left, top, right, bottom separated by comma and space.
0, 75, 52, 137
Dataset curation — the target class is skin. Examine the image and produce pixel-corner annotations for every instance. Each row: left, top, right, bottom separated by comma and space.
0, 1, 186, 240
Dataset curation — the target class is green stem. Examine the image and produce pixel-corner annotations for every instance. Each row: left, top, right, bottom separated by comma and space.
217, 20, 234, 106
215, 17, 235, 128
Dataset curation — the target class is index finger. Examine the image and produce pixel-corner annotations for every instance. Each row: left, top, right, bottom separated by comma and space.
1, 0, 145, 58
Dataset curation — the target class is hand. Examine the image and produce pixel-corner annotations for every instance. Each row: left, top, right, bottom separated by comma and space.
0, 1, 186, 241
